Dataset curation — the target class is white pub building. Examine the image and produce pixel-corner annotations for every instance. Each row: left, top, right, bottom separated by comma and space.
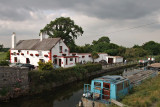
10, 33, 109, 68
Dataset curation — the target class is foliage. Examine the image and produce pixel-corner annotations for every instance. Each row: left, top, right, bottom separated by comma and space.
92, 36, 110, 45
155, 55, 160, 62
91, 51, 99, 62
38, 61, 53, 71
40, 17, 83, 52
0, 60, 9, 66
142, 41, 160, 55
123, 48, 148, 58
29, 64, 102, 87
5, 51, 10, 60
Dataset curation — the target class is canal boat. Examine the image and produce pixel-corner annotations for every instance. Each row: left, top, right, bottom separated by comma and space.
80, 69, 158, 107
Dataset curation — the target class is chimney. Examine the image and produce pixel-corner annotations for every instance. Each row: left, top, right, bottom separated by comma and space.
12, 32, 16, 49
40, 32, 45, 41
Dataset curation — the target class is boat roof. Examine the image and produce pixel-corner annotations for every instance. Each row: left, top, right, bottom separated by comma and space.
93, 75, 128, 84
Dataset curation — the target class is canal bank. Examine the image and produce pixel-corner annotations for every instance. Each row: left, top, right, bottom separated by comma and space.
0, 67, 130, 107
0, 62, 137, 102
28, 62, 137, 95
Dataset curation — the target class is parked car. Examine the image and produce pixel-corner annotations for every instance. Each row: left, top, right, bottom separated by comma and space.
19, 64, 35, 70
9, 63, 21, 67
53, 64, 60, 69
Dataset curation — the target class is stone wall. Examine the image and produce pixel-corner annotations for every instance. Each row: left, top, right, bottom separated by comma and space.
0, 66, 29, 100
0, 66, 29, 89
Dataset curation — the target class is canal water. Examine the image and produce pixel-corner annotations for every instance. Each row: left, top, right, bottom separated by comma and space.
0, 68, 132, 107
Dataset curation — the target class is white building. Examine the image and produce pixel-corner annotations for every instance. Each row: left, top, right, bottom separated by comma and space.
106, 56, 123, 64
10, 33, 108, 68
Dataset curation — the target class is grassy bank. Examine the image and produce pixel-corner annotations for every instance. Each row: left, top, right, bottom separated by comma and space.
115, 75, 160, 107
0, 52, 7, 61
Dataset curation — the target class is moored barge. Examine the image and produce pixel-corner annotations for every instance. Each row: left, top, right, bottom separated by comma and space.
79, 69, 158, 107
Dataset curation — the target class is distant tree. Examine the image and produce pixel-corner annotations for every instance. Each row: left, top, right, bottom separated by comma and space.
132, 44, 141, 48
40, 17, 84, 52
142, 41, 160, 55
124, 48, 148, 58
92, 36, 110, 45
91, 51, 99, 63
0, 44, 3, 51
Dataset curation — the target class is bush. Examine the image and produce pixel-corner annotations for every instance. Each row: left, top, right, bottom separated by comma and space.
38, 61, 53, 71
0, 60, 9, 66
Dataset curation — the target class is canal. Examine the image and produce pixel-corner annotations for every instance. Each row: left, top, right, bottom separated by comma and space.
0, 68, 132, 107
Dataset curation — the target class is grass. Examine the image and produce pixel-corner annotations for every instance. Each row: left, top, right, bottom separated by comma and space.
0, 52, 7, 61
121, 75, 160, 107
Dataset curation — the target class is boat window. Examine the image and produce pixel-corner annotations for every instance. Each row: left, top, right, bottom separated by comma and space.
117, 83, 123, 91
124, 81, 129, 88
94, 82, 101, 87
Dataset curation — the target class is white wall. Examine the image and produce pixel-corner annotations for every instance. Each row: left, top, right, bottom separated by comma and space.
51, 39, 69, 60
106, 56, 123, 63
116, 57, 123, 63
11, 50, 50, 66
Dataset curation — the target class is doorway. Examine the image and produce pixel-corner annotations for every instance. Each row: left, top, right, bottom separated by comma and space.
103, 83, 110, 100
59, 59, 61, 67
26, 58, 30, 64
14, 57, 17, 63
108, 58, 113, 64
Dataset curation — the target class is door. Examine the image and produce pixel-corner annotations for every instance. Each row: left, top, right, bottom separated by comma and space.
108, 58, 113, 64
26, 58, 30, 64
59, 59, 61, 67
14, 57, 17, 63
103, 83, 110, 100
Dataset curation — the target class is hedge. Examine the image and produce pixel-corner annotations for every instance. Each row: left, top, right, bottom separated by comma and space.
28, 63, 102, 86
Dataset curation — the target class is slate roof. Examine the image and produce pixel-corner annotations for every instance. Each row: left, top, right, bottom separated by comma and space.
12, 38, 61, 50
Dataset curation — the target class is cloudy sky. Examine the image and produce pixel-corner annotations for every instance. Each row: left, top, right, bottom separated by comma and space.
1, 0, 160, 48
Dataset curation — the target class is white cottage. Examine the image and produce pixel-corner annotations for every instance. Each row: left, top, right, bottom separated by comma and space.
10, 33, 78, 68
10, 33, 109, 68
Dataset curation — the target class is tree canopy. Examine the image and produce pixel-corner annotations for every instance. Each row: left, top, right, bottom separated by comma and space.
40, 17, 84, 48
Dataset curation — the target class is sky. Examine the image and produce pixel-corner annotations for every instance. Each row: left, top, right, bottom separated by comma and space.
1, 0, 160, 48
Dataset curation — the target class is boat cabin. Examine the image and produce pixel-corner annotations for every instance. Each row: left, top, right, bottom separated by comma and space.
84, 75, 131, 102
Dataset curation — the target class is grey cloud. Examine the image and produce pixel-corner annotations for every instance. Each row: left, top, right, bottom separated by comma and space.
1, 0, 160, 21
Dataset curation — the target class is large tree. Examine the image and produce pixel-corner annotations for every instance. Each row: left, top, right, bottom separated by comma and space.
40, 17, 84, 51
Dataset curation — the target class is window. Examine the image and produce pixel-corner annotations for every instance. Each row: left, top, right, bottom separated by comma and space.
94, 82, 101, 90
117, 83, 123, 91
59, 46, 62, 53
70, 58, 73, 61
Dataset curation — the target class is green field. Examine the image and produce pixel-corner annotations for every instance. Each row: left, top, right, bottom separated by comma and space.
0, 52, 7, 61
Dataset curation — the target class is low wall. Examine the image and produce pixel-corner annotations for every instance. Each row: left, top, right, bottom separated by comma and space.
0, 67, 29, 100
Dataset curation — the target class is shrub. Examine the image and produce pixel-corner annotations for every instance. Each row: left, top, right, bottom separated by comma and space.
0, 60, 9, 66
38, 61, 53, 71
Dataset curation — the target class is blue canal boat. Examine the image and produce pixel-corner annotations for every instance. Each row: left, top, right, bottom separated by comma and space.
83, 75, 131, 104
82, 70, 158, 106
